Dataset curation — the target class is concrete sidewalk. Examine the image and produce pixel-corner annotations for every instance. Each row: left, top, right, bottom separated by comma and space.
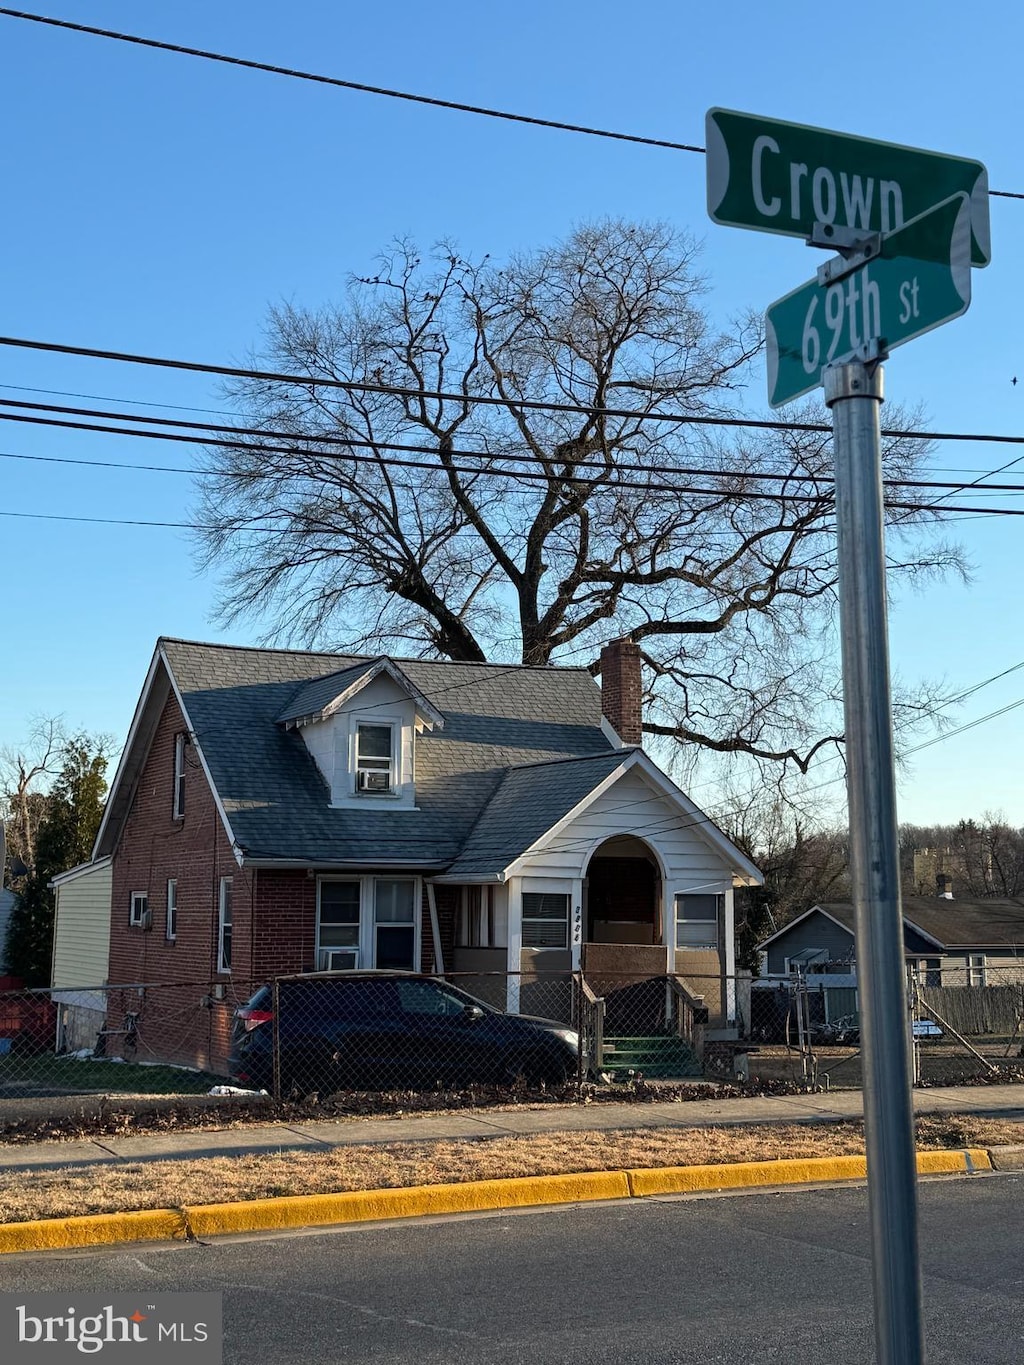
3, 1084, 1023, 1172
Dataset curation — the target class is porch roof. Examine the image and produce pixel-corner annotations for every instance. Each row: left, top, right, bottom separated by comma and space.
437, 751, 630, 880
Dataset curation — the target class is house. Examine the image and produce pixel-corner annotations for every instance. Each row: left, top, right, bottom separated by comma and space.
92, 636, 762, 1074
751, 890, 1024, 1038
50, 857, 113, 1052
757, 892, 1024, 984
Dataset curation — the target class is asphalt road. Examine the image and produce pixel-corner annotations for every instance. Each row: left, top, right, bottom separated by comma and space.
1, 1175, 1023, 1363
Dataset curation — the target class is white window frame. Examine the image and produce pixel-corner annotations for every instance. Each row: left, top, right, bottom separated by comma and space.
353, 721, 397, 796
129, 891, 149, 928
967, 953, 987, 987
521, 892, 570, 950
166, 878, 177, 942
172, 733, 187, 819
675, 894, 723, 951
315, 876, 422, 971
217, 876, 233, 974
316, 877, 362, 971
373, 878, 419, 971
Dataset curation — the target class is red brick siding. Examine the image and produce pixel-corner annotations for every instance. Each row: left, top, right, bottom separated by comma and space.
107, 689, 255, 1074
252, 869, 317, 977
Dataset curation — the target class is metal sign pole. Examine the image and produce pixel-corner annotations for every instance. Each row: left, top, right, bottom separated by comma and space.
824, 359, 925, 1365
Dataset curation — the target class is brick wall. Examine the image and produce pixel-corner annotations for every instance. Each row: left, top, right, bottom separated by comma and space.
107, 690, 255, 1074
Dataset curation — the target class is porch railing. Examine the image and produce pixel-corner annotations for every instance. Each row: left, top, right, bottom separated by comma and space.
667, 975, 708, 1063
573, 974, 606, 1078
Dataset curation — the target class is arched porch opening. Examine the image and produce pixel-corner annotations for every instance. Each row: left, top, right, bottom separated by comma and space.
584, 834, 663, 947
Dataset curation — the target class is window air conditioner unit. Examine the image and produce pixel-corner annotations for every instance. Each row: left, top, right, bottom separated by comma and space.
357, 769, 391, 793
319, 949, 358, 972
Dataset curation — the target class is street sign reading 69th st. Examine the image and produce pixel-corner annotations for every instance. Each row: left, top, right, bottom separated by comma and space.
706, 108, 990, 267
765, 193, 972, 408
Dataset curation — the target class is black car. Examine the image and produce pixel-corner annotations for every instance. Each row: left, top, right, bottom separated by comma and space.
230, 972, 579, 1093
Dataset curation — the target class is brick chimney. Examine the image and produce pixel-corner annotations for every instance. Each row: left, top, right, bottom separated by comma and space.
599, 637, 643, 746
936, 874, 954, 900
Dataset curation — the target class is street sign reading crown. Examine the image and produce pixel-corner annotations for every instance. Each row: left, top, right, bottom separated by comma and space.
706, 108, 990, 267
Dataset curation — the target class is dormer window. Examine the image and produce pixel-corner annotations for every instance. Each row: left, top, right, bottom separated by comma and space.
276, 656, 445, 810
356, 724, 394, 795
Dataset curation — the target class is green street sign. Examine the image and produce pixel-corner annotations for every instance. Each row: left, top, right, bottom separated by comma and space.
706, 108, 990, 267
765, 193, 972, 408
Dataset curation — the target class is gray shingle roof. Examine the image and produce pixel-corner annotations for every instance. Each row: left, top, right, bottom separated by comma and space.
161, 638, 614, 867
275, 663, 380, 726
441, 751, 631, 879
817, 898, 1024, 950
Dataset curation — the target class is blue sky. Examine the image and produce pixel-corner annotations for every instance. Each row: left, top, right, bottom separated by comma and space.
2, 1, 1023, 828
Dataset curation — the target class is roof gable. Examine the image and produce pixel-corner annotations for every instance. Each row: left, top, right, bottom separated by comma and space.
276, 658, 445, 731
441, 747, 763, 884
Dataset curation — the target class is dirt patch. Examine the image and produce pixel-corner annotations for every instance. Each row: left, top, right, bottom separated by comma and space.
0, 1115, 1015, 1226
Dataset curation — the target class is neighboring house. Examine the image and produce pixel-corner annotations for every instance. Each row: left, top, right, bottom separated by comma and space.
92, 636, 762, 1074
0, 888, 17, 972
756, 893, 1024, 988
50, 857, 113, 1052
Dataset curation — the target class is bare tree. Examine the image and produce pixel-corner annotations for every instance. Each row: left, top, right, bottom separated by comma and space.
196, 220, 964, 784
0, 717, 67, 877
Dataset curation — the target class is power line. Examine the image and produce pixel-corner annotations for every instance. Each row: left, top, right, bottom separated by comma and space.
7, 397, 1024, 498
3, 424, 1024, 516
0, 332, 842, 433
0, 381, 999, 479
0, 380, 239, 419
3, 7, 1022, 204
5, 332, 1024, 453
0, 9, 709, 158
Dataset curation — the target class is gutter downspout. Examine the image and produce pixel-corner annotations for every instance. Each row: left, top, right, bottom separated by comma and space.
425, 882, 445, 976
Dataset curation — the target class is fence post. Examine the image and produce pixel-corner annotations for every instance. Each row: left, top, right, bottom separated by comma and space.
271, 976, 281, 1104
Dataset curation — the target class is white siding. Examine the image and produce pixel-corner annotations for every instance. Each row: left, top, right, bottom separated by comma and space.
517, 767, 734, 891
301, 716, 335, 790
52, 862, 113, 990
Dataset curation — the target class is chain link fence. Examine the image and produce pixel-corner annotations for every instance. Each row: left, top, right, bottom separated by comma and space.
1, 961, 1023, 1115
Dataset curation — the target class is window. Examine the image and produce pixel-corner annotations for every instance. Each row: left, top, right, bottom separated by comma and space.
395, 979, 468, 1017
129, 891, 149, 928
374, 879, 417, 970
675, 894, 722, 950
967, 953, 987, 987
522, 892, 569, 949
355, 724, 394, 794
915, 958, 942, 988
172, 733, 187, 818
166, 879, 177, 942
456, 886, 497, 948
217, 877, 233, 973
318, 880, 361, 971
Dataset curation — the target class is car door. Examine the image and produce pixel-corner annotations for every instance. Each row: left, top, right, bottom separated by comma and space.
393, 979, 495, 1085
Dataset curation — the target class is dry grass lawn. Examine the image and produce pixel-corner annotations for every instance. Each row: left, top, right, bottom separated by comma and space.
1, 1115, 1021, 1225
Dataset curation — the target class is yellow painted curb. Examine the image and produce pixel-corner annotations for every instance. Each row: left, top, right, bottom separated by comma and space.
627, 1148, 992, 1197
184, 1170, 631, 1237
628, 1154, 869, 1196
0, 1208, 187, 1255
0, 1149, 995, 1254
917, 1147, 991, 1174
